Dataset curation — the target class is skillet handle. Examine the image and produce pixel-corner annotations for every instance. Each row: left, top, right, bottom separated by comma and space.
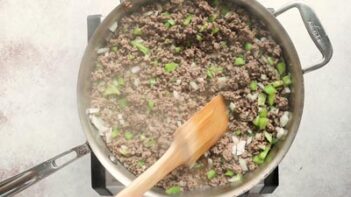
274, 2, 333, 74
0, 143, 90, 196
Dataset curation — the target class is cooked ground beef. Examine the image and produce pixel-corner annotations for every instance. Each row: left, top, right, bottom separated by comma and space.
88, 0, 292, 193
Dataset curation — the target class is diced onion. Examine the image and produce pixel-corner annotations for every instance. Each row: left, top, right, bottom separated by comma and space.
119, 119, 125, 126
229, 102, 236, 111
229, 174, 243, 183
246, 93, 258, 101
239, 158, 248, 171
270, 107, 279, 114
260, 74, 268, 80
190, 81, 199, 91
109, 22, 118, 32
236, 140, 246, 156
86, 108, 99, 114
177, 121, 182, 127
119, 145, 129, 155
97, 48, 109, 54
280, 111, 291, 127
89, 115, 110, 135
257, 82, 265, 90
258, 144, 266, 150
217, 77, 228, 88
276, 127, 288, 139
131, 66, 141, 74
105, 129, 113, 143
283, 87, 291, 94
231, 144, 237, 156
259, 56, 267, 64
176, 79, 182, 85
166, 117, 171, 124
117, 114, 125, 125
133, 78, 140, 87
208, 158, 213, 167
144, 11, 154, 16
173, 91, 180, 99
232, 136, 239, 145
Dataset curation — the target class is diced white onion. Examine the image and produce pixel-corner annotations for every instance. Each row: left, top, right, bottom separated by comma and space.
257, 82, 265, 90
236, 140, 246, 156
119, 145, 129, 155
246, 93, 258, 101
276, 127, 288, 139
109, 22, 118, 32
239, 158, 248, 171
176, 79, 182, 85
231, 144, 237, 156
261, 74, 268, 80
190, 81, 199, 91
131, 66, 141, 74
283, 87, 291, 94
229, 102, 236, 111
105, 129, 113, 143
119, 119, 125, 126
133, 78, 140, 87
117, 114, 125, 125
173, 91, 180, 99
229, 174, 243, 182
89, 115, 110, 135
177, 121, 182, 127
144, 11, 154, 16
97, 48, 109, 54
259, 56, 267, 64
208, 158, 213, 167
217, 77, 228, 88
258, 144, 266, 150
86, 108, 100, 114
179, 181, 186, 187
280, 111, 291, 127
255, 133, 263, 140
232, 136, 239, 145
270, 107, 279, 114
166, 117, 171, 124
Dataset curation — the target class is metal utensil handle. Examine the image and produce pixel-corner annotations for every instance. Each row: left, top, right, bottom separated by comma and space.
274, 2, 333, 74
0, 143, 90, 196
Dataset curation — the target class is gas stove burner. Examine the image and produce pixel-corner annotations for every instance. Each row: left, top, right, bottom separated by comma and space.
87, 15, 279, 197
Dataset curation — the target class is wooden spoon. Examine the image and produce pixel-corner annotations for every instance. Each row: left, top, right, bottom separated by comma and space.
116, 95, 229, 197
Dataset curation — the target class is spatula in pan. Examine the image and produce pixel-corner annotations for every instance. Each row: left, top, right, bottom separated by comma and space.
116, 95, 229, 197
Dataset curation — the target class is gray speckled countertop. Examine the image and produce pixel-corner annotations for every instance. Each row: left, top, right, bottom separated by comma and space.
0, 0, 350, 196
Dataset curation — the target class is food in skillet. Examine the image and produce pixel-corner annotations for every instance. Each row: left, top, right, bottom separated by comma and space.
87, 0, 292, 194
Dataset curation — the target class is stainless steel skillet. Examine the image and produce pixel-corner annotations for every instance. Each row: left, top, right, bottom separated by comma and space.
0, 0, 333, 196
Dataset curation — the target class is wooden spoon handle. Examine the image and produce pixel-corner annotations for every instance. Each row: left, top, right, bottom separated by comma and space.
116, 144, 185, 197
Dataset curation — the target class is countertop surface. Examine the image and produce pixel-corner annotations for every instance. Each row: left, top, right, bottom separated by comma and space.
0, 0, 349, 196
